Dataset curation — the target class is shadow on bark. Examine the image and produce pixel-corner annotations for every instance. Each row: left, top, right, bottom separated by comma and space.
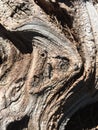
7, 115, 30, 130
0, 23, 49, 54
66, 101, 98, 130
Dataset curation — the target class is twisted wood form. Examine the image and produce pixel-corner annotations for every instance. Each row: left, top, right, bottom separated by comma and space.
0, 0, 98, 130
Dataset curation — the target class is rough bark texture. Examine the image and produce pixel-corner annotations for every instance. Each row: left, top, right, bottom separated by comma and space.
0, 0, 98, 130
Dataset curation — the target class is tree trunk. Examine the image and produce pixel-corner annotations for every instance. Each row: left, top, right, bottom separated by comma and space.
0, 0, 98, 130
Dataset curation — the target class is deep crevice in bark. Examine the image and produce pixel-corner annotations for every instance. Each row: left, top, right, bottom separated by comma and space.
0, 57, 2, 64
7, 115, 30, 130
66, 101, 98, 130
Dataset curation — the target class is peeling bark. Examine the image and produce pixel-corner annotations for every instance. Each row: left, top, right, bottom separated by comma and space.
0, 0, 98, 130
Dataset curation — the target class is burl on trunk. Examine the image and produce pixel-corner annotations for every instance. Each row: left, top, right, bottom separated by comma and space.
0, 0, 98, 130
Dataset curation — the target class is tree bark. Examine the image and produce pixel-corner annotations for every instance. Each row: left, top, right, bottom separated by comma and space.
0, 0, 98, 130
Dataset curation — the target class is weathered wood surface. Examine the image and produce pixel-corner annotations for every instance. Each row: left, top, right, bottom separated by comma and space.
0, 0, 98, 130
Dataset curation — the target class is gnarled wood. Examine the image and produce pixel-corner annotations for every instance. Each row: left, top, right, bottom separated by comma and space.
0, 0, 98, 130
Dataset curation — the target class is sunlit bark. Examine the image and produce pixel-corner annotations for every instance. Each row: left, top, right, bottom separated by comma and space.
0, 0, 98, 130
